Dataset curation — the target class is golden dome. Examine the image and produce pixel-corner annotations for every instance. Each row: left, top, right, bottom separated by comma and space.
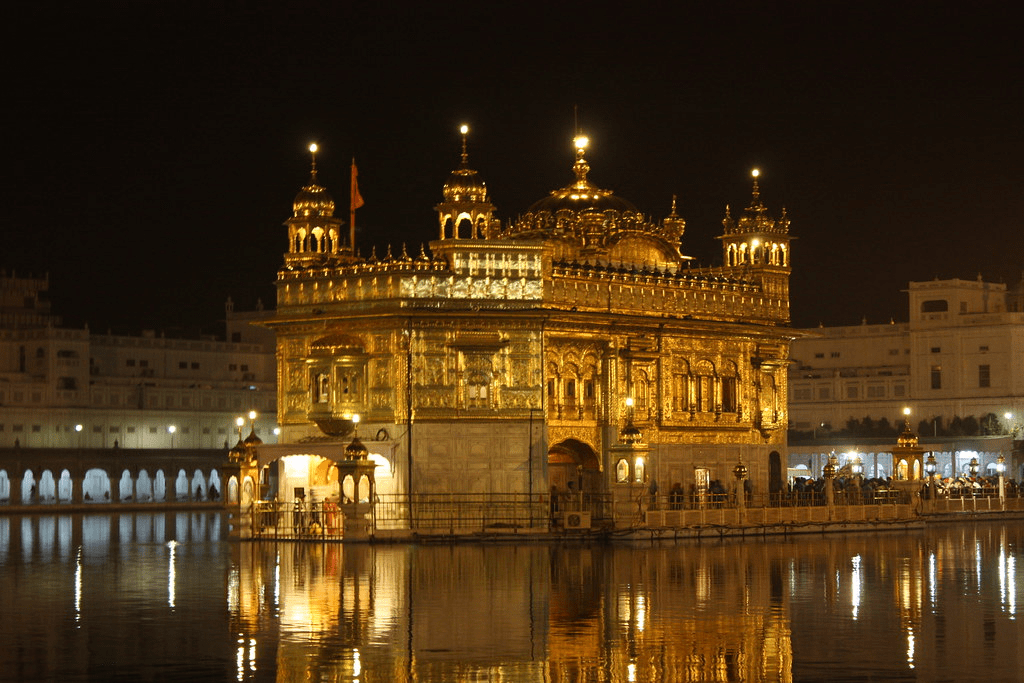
525, 135, 637, 215
293, 174, 336, 218
345, 435, 368, 460
442, 167, 489, 203
897, 420, 919, 448
243, 426, 263, 447
293, 146, 336, 218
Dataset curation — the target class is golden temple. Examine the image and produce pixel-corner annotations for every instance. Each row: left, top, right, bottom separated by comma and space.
243, 126, 796, 531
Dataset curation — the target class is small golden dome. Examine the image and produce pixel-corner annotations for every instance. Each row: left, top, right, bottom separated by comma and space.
345, 435, 368, 460
442, 167, 489, 203
621, 423, 642, 445
293, 177, 336, 218
243, 426, 263, 447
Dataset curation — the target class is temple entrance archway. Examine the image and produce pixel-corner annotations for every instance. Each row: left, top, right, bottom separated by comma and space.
548, 438, 601, 498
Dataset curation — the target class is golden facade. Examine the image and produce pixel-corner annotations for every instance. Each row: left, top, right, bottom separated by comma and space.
267, 129, 795, 501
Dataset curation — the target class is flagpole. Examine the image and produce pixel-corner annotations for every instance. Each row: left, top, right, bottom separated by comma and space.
350, 157, 357, 252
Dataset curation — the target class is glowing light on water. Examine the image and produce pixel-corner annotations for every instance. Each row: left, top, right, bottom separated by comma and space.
74, 546, 82, 625
167, 540, 177, 608
929, 552, 937, 609
906, 627, 915, 669
851, 555, 862, 620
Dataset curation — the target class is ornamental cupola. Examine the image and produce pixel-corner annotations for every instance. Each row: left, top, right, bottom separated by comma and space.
503, 134, 689, 269
283, 144, 353, 270
435, 125, 498, 240
719, 169, 792, 269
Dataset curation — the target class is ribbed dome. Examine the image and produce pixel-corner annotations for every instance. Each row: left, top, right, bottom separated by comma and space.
243, 427, 263, 447
443, 166, 489, 203
345, 435, 368, 460
525, 136, 636, 215
293, 174, 336, 218
527, 184, 637, 214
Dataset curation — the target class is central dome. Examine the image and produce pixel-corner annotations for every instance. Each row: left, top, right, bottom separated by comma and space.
526, 135, 636, 214
527, 182, 637, 214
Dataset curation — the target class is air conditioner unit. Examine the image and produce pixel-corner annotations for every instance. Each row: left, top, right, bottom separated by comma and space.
563, 511, 591, 530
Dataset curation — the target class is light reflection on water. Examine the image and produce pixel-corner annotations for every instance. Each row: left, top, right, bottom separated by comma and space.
0, 514, 1022, 682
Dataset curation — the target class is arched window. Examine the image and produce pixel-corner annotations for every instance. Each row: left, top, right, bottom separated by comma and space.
694, 361, 715, 413
616, 459, 629, 483
720, 361, 738, 413
673, 359, 690, 413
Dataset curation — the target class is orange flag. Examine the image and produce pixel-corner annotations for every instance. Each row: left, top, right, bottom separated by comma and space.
351, 158, 365, 210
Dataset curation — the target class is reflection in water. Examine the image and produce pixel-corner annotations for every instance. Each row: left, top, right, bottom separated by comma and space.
0, 515, 1022, 681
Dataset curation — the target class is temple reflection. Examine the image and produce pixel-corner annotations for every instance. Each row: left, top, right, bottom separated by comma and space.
0, 514, 1021, 681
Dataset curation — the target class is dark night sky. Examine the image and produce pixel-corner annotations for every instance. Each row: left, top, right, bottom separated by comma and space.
3, 2, 1022, 336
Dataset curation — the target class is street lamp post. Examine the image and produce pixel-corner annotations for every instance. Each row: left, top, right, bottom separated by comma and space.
996, 453, 1006, 509
823, 452, 838, 516
168, 425, 177, 449
733, 459, 748, 523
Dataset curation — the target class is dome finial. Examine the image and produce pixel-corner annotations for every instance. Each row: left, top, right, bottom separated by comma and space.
459, 124, 469, 165
572, 134, 591, 186
750, 168, 762, 207
309, 143, 319, 180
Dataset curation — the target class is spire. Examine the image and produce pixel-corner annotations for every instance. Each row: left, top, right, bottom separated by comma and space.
459, 124, 469, 166
572, 134, 591, 187
749, 168, 763, 210
309, 142, 319, 182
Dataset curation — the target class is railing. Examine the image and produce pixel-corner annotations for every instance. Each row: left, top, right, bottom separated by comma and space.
250, 500, 344, 539
375, 494, 557, 534
241, 484, 1023, 539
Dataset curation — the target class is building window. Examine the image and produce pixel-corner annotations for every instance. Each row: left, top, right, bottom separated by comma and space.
140, 360, 149, 368
127, 359, 136, 367
817, 387, 831, 400
814, 352, 824, 359
179, 361, 187, 369
673, 372, 690, 412
979, 364, 990, 388
314, 372, 329, 403
830, 352, 840, 358
845, 385, 859, 399
564, 379, 576, 406
241, 364, 249, 371
930, 347, 941, 354
921, 299, 948, 312
191, 362, 200, 370
793, 387, 812, 400
979, 345, 989, 352
721, 375, 737, 412
229, 364, 237, 371
931, 365, 942, 390
867, 385, 885, 398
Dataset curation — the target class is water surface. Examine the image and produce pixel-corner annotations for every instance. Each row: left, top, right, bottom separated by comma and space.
0, 513, 1021, 681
